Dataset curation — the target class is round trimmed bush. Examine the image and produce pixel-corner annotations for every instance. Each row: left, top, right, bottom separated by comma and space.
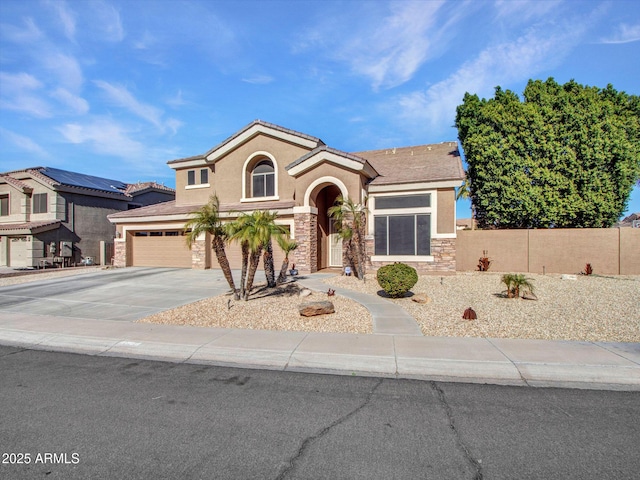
376, 263, 418, 298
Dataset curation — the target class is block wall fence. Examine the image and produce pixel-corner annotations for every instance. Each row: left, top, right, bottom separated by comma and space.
456, 228, 640, 275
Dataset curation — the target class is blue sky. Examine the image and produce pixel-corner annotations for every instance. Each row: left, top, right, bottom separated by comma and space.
1, 0, 639, 218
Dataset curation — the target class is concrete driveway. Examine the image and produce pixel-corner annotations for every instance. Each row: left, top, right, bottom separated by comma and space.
0, 267, 232, 321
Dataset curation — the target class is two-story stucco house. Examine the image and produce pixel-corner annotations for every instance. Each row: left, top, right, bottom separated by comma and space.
0, 167, 175, 268
108, 120, 464, 274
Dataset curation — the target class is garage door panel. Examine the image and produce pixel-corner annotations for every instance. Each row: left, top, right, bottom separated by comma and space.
132, 235, 192, 268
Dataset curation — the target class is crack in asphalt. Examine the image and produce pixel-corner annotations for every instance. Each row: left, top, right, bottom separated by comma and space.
0, 347, 29, 358
275, 377, 384, 480
431, 381, 484, 480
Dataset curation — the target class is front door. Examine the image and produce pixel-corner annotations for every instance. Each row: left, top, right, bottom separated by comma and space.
328, 222, 342, 267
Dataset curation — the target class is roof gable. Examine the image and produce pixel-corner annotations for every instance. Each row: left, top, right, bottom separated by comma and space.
285, 145, 378, 178
167, 120, 324, 169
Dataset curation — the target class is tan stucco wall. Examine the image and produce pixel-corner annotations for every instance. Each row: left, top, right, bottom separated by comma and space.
456, 228, 638, 275
437, 188, 455, 234
174, 133, 312, 206
294, 162, 365, 206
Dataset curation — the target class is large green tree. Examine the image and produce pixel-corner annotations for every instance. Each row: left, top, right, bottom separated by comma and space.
455, 78, 640, 229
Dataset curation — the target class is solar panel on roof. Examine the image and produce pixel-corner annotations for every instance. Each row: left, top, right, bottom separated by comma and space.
41, 167, 127, 194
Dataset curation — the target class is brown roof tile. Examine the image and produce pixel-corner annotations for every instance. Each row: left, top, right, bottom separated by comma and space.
354, 142, 464, 185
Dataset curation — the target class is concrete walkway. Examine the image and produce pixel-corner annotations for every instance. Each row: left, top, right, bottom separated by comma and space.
0, 268, 638, 391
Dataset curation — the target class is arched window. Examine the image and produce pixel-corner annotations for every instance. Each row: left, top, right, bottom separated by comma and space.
252, 160, 275, 197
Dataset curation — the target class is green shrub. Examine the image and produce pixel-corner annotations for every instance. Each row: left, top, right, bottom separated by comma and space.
376, 263, 418, 298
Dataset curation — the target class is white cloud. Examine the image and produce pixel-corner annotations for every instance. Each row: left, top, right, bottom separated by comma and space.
44, 0, 77, 41
0, 127, 49, 157
94, 80, 181, 134
51, 88, 89, 115
0, 72, 51, 118
0, 17, 43, 44
494, 0, 562, 23
394, 18, 590, 136
88, 1, 124, 42
42, 52, 84, 92
241, 75, 274, 85
58, 117, 144, 158
600, 23, 640, 44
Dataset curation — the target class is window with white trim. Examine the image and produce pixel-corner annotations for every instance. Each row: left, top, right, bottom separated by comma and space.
373, 194, 431, 256
252, 160, 275, 197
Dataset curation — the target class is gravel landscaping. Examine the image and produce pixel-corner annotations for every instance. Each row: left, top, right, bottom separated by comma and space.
324, 272, 640, 342
3, 267, 637, 342
139, 282, 373, 334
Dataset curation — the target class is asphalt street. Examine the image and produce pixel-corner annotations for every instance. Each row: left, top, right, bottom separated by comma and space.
1, 346, 639, 480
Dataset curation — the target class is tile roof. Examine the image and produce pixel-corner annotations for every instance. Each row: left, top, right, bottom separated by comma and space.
124, 181, 175, 195
108, 199, 296, 220
285, 145, 372, 172
167, 119, 325, 165
355, 142, 464, 185
0, 220, 61, 233
0, 174, 33, 192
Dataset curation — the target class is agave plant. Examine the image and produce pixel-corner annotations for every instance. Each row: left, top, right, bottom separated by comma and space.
501, 273, 534, 299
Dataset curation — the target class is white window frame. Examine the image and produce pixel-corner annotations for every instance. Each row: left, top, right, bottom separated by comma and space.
241, 151, 279, 202
369, 191, 435, 262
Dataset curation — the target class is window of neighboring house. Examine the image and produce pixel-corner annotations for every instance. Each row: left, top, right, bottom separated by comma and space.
32, 193, 47, 214
0, 194, 8, 216
187, 170, 196, 186
252, 160, 275, 197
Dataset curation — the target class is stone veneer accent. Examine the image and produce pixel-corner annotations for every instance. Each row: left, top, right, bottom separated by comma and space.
365, 237, 456, 273
113, 238, 126, 267
191, 238, 207, 269
292, 212, 317, 273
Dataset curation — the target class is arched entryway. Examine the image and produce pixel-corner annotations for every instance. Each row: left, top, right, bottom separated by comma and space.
308, 183, 343, 271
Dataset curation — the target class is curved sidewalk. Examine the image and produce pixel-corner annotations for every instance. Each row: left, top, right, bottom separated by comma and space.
0, 269, 638, 391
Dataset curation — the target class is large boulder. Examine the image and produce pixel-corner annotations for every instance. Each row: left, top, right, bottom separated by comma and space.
299, 301, 335, 317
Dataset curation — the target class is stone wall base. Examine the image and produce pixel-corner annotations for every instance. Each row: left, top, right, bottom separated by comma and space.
113, 239, 126, 267
366, 237, 456, 273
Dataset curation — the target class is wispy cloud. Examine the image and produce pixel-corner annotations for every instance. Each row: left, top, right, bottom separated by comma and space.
494, 0, 562, 23
44, 0, 76, 41
89, 1, 124, 42
0, 16, 43, 44
42, 52, 84, 92
295, 1, 466, 90
0, 72, 52, 118
94, 80, 181, 133
58, 117, 144, 158
51, 88, 89, 115
394, 16, 591, 137
0, 127, 49, 157
241, 75, 274, 85
600, 23, 640, 44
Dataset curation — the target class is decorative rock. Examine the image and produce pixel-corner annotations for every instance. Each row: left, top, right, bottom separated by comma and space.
411, 293, 431, 304
561, 274, 577, 281
299, 289, 312, 297
462, 307, 477, 320
299, 301, 335, 317
522, 292, 538, 301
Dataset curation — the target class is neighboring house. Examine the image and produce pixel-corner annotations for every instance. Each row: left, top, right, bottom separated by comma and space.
0, 167, 175, 268
108, 120, 464, 273
614, 212, 640, 228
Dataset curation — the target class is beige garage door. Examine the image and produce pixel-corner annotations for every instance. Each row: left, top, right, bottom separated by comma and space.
9, 236, 29, 268
131, 232, 192, 268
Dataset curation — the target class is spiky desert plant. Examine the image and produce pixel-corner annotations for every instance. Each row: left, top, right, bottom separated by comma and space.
501, 273, 535, 299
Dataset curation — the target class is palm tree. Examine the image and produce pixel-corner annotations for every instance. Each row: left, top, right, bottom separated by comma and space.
185, 195, 239, 300
232, 210, 282, 300
328, 195, 368, 280
276, 235, 298, 284
226, 214, 251, 299
456, 173, 475, 230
